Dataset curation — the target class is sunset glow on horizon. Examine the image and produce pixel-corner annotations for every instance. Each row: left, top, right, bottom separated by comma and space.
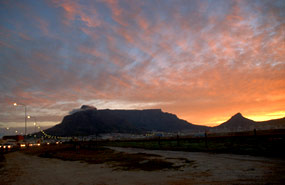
0, 0, 284, 128
193, 111, 285, 127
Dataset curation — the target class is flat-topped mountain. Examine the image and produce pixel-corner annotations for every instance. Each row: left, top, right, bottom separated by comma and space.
44, 106, 207, 136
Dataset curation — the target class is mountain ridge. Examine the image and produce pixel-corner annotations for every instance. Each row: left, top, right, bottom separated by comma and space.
214, 113, 285, 131
43, 106, 285, 136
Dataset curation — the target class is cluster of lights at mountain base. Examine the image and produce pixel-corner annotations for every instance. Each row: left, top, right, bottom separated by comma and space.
40, 130, 72, 140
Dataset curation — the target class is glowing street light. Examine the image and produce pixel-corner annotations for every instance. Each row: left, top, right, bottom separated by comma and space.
34, 122, 36, 133
13, 102, 27, 135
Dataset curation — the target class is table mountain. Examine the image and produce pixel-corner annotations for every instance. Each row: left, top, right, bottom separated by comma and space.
44, 106, 207, 136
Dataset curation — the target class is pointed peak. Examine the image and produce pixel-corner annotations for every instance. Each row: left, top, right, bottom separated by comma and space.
235, 112, 242, 116
230, 112, 245, 119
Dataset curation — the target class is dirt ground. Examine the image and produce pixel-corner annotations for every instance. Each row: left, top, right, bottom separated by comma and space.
0, 147, 284, 185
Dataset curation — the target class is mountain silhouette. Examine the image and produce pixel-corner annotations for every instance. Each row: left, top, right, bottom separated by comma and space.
216, 113, 255, 130
44, 106, 207, 136
255, 117, 285, 129
215, 113, 285, 131
43, 107, 285, 136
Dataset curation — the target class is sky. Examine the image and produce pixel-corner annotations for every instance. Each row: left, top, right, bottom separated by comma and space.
0, 0, 284, 130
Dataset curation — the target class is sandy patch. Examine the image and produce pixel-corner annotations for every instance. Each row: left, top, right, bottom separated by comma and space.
0, 147, 284, 185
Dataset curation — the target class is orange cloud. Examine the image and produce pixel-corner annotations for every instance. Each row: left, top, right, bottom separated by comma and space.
1, 0, 284, 128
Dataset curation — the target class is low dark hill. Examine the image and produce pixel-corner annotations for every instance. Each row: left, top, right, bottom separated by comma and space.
45, 106, 207, 136
255, 117, 285, 129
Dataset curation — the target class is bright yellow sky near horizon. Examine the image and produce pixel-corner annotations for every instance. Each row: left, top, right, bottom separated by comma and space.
178, 111, 285, 127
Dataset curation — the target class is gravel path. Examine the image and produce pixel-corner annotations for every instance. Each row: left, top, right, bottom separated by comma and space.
0, 148, 284, 185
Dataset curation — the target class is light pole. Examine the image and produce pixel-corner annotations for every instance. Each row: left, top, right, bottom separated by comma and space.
13, 102, 27, 136
27, 116, 37, 133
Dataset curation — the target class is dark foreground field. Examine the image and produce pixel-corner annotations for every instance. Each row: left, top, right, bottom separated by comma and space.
0, 143, 285, 185
101, 130, 285, 158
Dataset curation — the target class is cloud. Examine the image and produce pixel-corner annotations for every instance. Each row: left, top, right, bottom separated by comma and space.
0, 0, 284, 127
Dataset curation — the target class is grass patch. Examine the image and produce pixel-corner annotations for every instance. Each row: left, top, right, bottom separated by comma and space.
166, 157, 194, 164
110, 154, 175, 171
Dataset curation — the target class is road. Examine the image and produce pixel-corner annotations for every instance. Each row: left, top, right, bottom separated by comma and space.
0, 147, 284, 185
